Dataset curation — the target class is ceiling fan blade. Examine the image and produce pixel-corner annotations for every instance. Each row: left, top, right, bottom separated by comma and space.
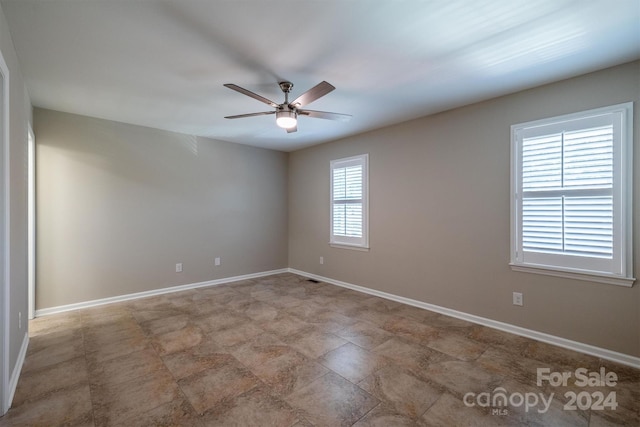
286, 125, 297, 133
289, 81, 335, 108
224, 111, 275, 119
224, 84, 279, 108
298, 109, 351, 122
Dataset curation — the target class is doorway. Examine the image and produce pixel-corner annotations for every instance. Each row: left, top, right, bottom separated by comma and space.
28, 125, 35, 320
0, 48, 10, 416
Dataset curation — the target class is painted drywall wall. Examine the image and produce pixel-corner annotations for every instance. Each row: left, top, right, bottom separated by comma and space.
35, 108, 288, 308
289, 61, 640, 357
0, 1, 32, 413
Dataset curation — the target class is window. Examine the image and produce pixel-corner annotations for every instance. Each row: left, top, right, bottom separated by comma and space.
511, 103, 634, 286
330, 154, 369, 249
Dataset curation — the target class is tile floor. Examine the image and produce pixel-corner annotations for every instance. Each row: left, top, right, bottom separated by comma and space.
0, 273, 638, 426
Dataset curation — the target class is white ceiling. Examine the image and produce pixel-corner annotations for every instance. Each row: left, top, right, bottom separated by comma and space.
2, 0, 639, 152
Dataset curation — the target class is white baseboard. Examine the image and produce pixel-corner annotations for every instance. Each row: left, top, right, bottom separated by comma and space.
6, 331, 28, 411
289, 268, 640, 369
35, 268, 288, 317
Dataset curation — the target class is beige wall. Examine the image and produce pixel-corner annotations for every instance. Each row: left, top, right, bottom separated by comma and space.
35, 108, 288, 308
1, 1, 32, 412
289, 61, 640, 357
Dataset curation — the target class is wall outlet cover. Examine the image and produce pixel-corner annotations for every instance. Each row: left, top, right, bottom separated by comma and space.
513, 292, 523, 306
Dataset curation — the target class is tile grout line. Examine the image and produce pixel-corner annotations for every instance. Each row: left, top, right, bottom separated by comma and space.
80, 313, 98, 427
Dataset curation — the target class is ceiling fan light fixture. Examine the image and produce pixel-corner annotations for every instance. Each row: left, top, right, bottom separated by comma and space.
276, 109, 297, 129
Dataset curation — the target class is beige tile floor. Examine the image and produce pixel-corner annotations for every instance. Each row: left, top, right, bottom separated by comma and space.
0, 273, 638, 426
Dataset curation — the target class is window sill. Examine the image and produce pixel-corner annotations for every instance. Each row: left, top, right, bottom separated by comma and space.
510, 263, 635, 287
329, 243, 370, 252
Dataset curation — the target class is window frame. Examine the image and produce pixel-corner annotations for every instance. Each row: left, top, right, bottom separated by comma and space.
510, 103, 634, 287
330, 154, 369, 250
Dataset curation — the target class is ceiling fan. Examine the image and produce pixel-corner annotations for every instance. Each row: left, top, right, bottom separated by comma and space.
223, 81, 351, 133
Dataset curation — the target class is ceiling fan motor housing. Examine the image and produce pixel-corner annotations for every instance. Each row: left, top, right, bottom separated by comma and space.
279, 81, 294, 93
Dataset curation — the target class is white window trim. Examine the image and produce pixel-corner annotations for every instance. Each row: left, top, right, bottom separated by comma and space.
330, 154, 369, 250
510, 103, 634, 287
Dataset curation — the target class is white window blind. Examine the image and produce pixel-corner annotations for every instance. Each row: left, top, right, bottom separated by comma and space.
330, 154, 368, 249
521, 125, 614, 258
511, 103, 634, 286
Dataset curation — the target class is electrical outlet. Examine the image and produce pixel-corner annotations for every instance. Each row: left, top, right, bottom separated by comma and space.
320, 256, 324, 265
176, 263, 183, 273
215, 257, 221, 266
513, 292, 523, 306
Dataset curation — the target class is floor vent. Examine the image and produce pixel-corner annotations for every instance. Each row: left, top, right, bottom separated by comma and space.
307, 279, 320, 283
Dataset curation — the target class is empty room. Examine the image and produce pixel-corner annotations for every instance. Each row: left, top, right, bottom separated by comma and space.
0, 1, 638, 426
